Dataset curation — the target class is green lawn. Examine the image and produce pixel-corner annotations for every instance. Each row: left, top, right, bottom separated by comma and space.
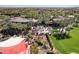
49, 27, 79, 53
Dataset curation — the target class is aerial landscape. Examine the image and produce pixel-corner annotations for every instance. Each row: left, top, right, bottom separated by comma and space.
0, 7, 79, 54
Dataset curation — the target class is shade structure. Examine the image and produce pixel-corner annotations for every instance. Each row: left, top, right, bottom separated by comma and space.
0, 37, 28, 54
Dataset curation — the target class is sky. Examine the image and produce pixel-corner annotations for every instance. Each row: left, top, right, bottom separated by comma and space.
0, 0, 79, 7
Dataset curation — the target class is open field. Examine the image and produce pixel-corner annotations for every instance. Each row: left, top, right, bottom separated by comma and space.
49, 27, 79, 53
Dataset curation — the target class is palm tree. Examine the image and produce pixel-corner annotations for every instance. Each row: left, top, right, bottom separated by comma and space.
30, 43, 38, 54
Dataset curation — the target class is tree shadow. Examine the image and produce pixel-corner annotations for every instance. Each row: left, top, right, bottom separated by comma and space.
53, 33, 72, 40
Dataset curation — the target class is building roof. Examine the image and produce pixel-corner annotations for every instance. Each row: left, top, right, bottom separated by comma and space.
53, 16, 74, 21
0, 19, 3, 22
53, 18, 64, 21
68, 15, 74, 18
10, 17, 38, 23
0, 36, 25, 47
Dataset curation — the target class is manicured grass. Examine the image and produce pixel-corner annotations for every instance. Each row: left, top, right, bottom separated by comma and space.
49, 27, 79, 53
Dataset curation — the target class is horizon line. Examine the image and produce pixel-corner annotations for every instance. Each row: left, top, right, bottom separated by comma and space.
0, 5, 79, 8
